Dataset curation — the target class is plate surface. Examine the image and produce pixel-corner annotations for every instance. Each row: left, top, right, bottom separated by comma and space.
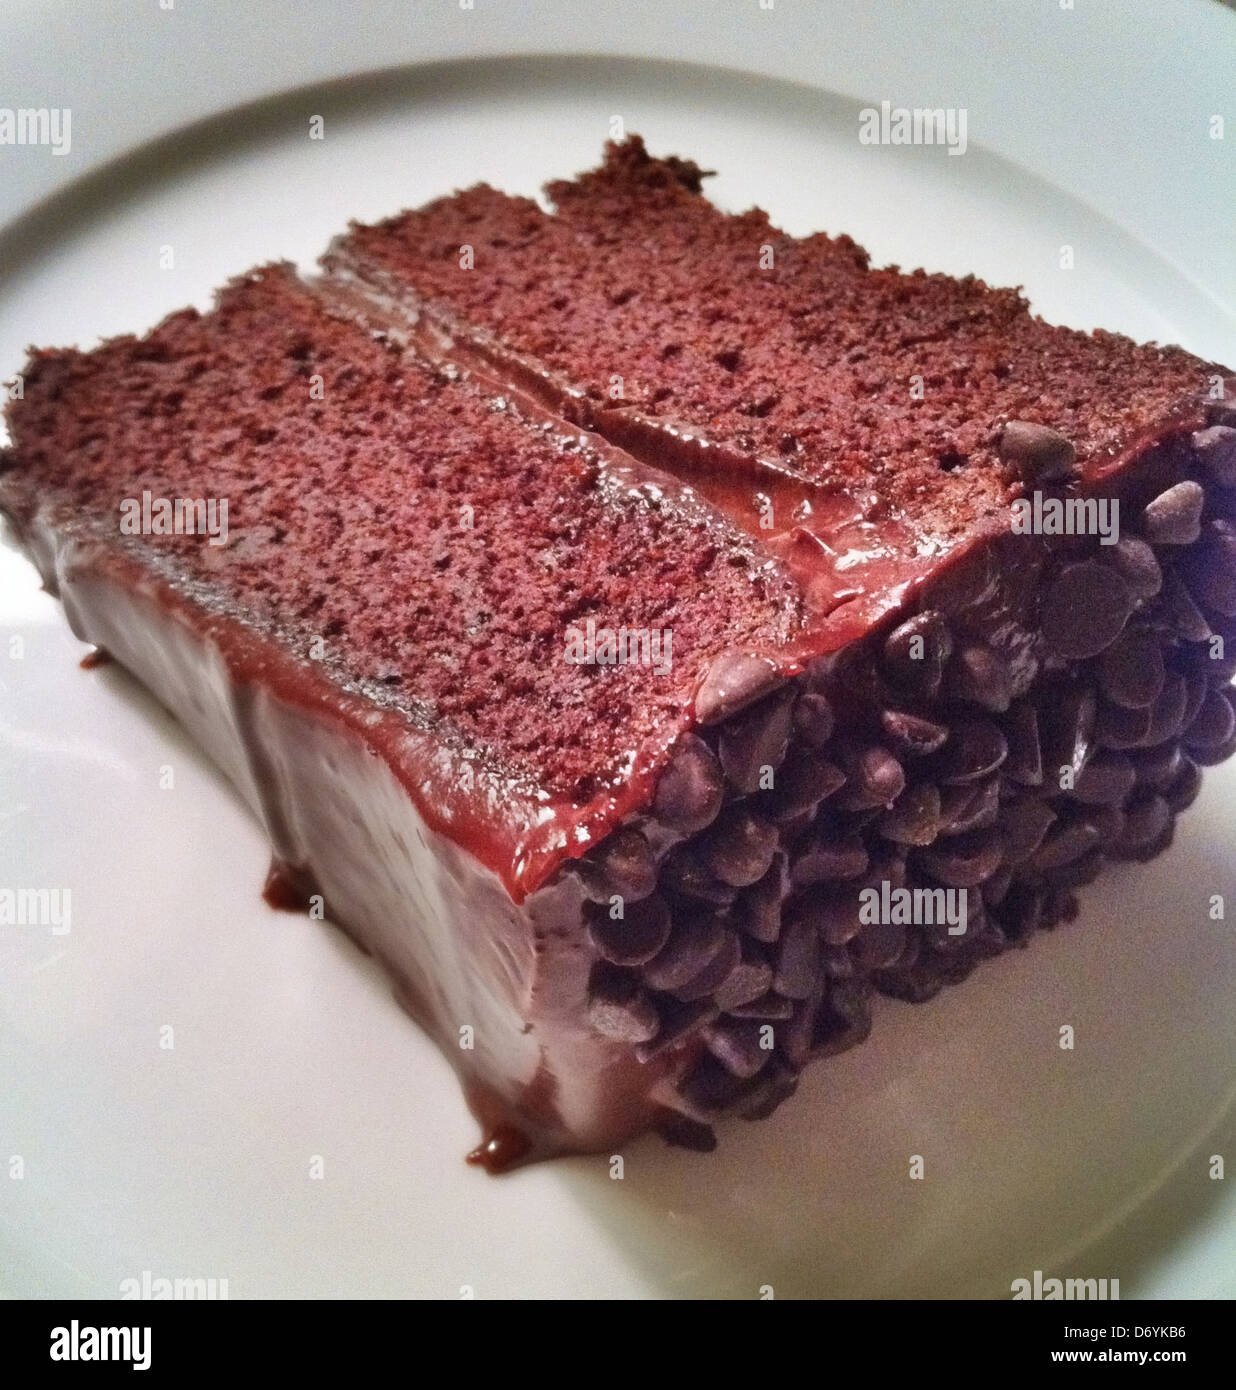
2, 8, 1235, 1300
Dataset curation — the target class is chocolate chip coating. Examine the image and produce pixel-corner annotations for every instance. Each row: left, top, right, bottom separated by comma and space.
1159, 567, 1212, 642
1142, 481, 1204, 545
1000, 798, 1057, 865
791, 832, 869, 886
653, 733, 724, 832
938, 778, 1000, 835
1031, 818, 1101, 872
838, 745, 906, 810
998, 420, 1077, 483
1041, 560, 1133, 659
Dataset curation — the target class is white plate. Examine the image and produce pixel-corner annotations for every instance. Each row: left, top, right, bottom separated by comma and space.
2, 2, 1235, 1300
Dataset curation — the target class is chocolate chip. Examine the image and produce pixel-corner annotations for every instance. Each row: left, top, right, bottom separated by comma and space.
1071, 753, 1137, 805
850, 916, 907, 970
728, 992, 794, 1020
876, 961, 945, 1004
938, 777, 1001, 835
998, 420, 1077, 483
1004, 702, 1044, 785
791, 885, 865, 946
777, 998, 819, 1069
1131, 741, 1183, 790
586, 893, 673, 965
948, 640, 1013, 713
1181, 673, 1208, 732
699, 806, 779, 888
577, 826, 657, 903
1042, 847, 1105, 891
712, 942, 775, 1012
631, 1000, 717, 1061
704, 1017, 772, 1079
654, 1113, 718, 1152
1185, 686, 1236, 752
939, 717, 1008, 785
652, 733, 724, 832
1158, 568, 1212, 642
735, 855, 786, 943
1164, 757, 1202, 811
763, 753, 846, 820
642, 909, 729, 991
1109, 537, 1162, 599
718, 693, 793, 794
791, 831, 869, 886
1041, 560, 1134, 659
1193, 425, 1236, 487
1000, 798, 1057, 865
587, 966, 661, 1042
879, 783, 941, 845
792, 690, 835, 747
1031, 818, 1101, 872
673, 1048, 743, 1108
673, 927, 742, 1003
983, 864, 1013, 908
1144, 672, 1188, 746
1178, 523, 1236, 619
883, 609, 953, 693
1096, 698, 1154, 750
881, 709, 949, 756
659, 846, 737, 905
813, 982, 874, 1057
734, 1058, 800, 1119
1096, 627, 1164, 711
773, 911, 821, 998
837, 744, 906, 810
918, 828, 1004, 887
1042, 684, 1097, 781
821, 943, 856, 980
1110, 794, 1172, 862
695, 651, 783, 725
1142, 481, 1204, 545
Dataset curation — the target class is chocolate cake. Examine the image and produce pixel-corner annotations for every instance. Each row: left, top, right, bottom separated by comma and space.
3, 138, 1235, 1171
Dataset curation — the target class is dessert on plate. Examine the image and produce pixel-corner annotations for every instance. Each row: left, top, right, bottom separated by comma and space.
3, 138, 1234, 1169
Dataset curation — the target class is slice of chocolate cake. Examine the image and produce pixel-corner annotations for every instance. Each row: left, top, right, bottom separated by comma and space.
4, 143, 1235, 1171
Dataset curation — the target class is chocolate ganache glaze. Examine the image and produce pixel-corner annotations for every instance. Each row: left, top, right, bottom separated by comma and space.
3, 141, 1236, 1169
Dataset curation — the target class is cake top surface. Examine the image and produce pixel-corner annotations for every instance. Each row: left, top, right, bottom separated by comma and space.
334, 136, 1217, 548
